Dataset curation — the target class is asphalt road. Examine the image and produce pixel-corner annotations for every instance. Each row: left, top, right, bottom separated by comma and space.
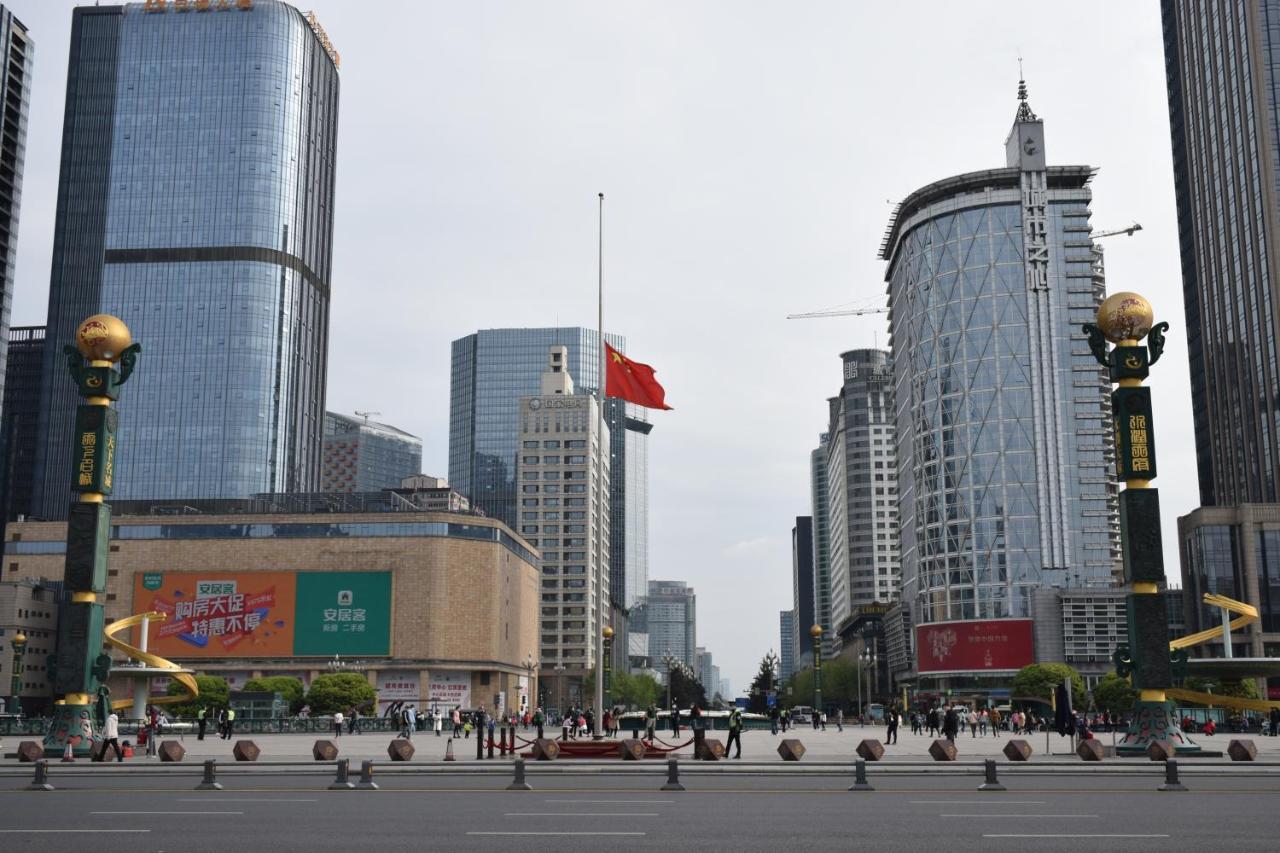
0, 771, 1277, 852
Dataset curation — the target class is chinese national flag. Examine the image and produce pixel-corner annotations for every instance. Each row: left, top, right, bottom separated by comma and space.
605, 343, 673, 410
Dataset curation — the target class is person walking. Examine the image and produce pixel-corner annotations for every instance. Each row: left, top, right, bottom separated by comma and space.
534, 706, 545, 740
670, 703, 681, 736
726, 706, 744, 759
943, 706, 959, 742
434, 708, 443, 737
561, 711, 572, 741
349, 707, 361, 735
1270, 707, 1280, 737
644, 704, 657, 741
332, 710, 344, 738
452, 706, 462, 738
96, 711, 124, 762
769, 705, 779, 736
989, 707, 1002, 736
196, 706, 207, 741
812, 707, 820, 730
885, 708, 899, 744
967, 708, 979, 737
836, 708, 844, 732
405, 705, 416, 740
603, 708, 614, 739
927, 707, 939, 737
223, 706, 236, 740
978, 709, 989, 736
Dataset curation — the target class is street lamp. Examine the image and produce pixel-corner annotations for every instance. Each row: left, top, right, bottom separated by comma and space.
523, 654, 538, 712
810, 624, 824, 716
601, 626, 614, 711
660, 651, 681, 712
860, 645, 877, 717
553, 663, 566, 714
9, 631, 27, 716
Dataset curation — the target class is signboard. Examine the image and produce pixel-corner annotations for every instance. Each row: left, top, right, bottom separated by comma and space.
133, 571, 391, 658
1113, 386, 1157, 480
377, 670, 420, 714
915, 618, 1034, 674
428, 672, 471, 710
73, 406, 117, 494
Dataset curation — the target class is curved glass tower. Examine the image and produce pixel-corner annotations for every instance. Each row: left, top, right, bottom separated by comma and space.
33, 1, 339, 515
882, 85, 1120, 629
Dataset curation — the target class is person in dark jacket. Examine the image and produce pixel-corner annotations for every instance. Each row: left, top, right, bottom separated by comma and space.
726, 707, 744, 759
942, 706, 959, 742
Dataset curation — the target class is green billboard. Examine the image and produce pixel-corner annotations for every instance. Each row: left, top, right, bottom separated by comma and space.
292, 571, 392, 656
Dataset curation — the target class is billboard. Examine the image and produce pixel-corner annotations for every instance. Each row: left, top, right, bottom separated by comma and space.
133, 571, 392, 658
915, 618, 1034, 674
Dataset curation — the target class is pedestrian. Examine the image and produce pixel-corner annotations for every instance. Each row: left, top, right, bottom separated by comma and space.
691, 704, 705, 751
943, 706, 959, 742
836, 708, 844, 732
885, 708, 899, 744
820, 710, 827, 731
333, 709, 344, 738
405, 705, 416, 740
534, 706, 545, 740
223, 706, 236, 739
349, 707, 360, 735
927, 707, 939, 737
644, 704, 657, 740
769, 705, 779, 736
434, 708, 443, 737
196, 706, 207, 741
989, 707, 1002, 736
967, 708, 979, 737
562, 711, 572, 741
487, 713, 496, 745
97, 711, 124, 762
1271, 708, 1280, 737
670, 703, 681, 736
812, 707, 820, 730
452, 706, 462, 738
979, 709, 989, 736
603, 708, 615, 739
726, 706, 743, 759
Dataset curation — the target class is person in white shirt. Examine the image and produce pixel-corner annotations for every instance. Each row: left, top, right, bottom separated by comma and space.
332, 710, 344, 738
97, 712, 124, 762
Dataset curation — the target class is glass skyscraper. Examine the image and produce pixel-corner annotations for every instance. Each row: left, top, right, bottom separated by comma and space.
0, 5, 31, 437
322, 412, 422, 493
808, 433, 834, 658
883, 84, 1120, 631
449, 327, 650, 610
32, 1, 339, 517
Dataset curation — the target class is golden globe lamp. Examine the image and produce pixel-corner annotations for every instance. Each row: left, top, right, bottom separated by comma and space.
1096, 292, 1155, 344
602, 626, 614, 639
810, 624, 823, 639
75, 314, 133, 363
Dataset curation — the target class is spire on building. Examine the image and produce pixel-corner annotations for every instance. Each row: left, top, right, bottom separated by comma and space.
1015, 77, 1038, 122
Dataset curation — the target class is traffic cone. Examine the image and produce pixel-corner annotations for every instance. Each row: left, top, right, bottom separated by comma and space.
61, 740, 75, 763
444, 738, 455, 762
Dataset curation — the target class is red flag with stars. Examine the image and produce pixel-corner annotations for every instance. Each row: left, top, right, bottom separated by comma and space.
605, 342, 673, 410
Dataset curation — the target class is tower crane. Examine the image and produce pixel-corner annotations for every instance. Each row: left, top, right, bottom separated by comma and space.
1092, 222, 1142, 240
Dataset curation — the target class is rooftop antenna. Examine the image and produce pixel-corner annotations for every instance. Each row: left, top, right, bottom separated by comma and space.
354, 410, 380, 422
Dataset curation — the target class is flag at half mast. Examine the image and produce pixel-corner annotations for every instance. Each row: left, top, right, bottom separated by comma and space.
605, 342, 673, 410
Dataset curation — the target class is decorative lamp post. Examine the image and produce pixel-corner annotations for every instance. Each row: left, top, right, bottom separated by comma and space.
523, 654, 538, 711
810, 624, 824, 715
327, 655, 346, 673
9, 631, 26, 715
45, 315, 142, 758
1084, 293, 1198, 755
601, 626, 614, 710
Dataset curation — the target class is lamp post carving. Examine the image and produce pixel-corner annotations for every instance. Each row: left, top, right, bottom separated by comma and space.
810, 624, 824, 715
601, 626, 613, 711
8, 631, 26, 715
1083, 292, 1196, 754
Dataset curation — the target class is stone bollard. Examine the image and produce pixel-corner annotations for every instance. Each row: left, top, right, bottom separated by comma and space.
158, 740, 186, 762
16, 741, 43, 763
777, 739, 806, 761
357, 759, 378, 790
978, 759, 1006, 792
232, 740, 260, 762
619, 738, 646, 760
855, 739, 884, 762
312, 740, 339, 761
387, 738, 415, 761
507, 757, 533, 791
28, 759, 53, 791
195, 759, 223, 791
1228, 739, 1258, 762
928, 739, 957, 761
1147, 740, 1176, 762
1158, 758, 1187, 792
1002, 739, 1033, 761
1076, 739, 1105, 761
661, 757, 685, 792
328, 757, 355, 790
696, 738, 725, 761
531, 738, 560, 761
848, 758, 873, 792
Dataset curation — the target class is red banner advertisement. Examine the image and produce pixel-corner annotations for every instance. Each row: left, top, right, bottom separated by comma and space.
916, 618, 1034, 674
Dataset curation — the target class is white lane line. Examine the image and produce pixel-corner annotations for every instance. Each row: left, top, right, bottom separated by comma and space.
544, 799, 674, 804
943, 814, 1098, 819
469, 832, 646, 837
988, 829, 1172, 835
912, 800, 1047, 805
504, 813, 658, 817
89, 811, 244, 815
176, 798, 317, 803
0, 830, 151, 834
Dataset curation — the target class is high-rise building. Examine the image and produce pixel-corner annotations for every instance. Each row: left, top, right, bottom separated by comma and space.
791, 516, 815, 668
450, 328, 651, 615
1162, 0, 1280, 506
646, 579, 695, 675
515, 347, 610, 703
809, 434, 835, 658
779, 609, 796, 682
32, 1, 340, 517
883, 83, 1120, 679
0, 6, 30, 433
825, 349, 898, 650
322, 413, 422, 493
0, 326, 43, 529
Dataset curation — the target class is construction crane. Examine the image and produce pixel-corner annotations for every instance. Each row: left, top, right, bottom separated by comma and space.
1093, 222, 1142, 239
354, 410, 381, 421
786, 306, 887, 320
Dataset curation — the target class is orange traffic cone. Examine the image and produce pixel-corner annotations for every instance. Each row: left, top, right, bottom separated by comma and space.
444, 738, 455, 762
61, 740, 75, 763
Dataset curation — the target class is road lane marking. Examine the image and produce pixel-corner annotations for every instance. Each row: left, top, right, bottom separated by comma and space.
912, 800, 1047, 805
176, 798, 317, 803
0, 830, 151, 834
504, 813, 658, 817
943, 814, 1098, 818
544, 799, 674, 803
90, 811, 244, 815
469, 832, 646, 837
984, 835, 1170, 839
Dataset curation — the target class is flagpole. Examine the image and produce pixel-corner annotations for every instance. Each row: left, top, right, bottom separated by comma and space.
594, 191, 605, 738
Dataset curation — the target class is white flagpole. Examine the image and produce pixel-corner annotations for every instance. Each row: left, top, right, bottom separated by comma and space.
593, 192, 605, 738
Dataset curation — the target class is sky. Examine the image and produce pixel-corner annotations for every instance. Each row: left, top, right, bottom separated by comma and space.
7, 1, 1190, 693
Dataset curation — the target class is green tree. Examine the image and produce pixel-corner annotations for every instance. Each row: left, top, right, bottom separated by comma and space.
1184, 677, 1261, 701
746, 652, 780, 714
612, 671, 661, 710
244, 675, 306, 714
1092, 672, 1137, 715
166, 675, 229, 717
1010, 663, 1086, 704
305, 672, 377, 715
667, 665, 707, 708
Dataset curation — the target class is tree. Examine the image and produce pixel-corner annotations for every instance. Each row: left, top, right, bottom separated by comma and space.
668, 665, 707, 708
746, 652, 780, 714
1092, 672, 1137, 715
1010, 663, 1086, 705
612, 671, 661, 710
1184, 677, 1261, 701
166, 675, 229, 717
244, 675, 306, 714
305, 672, 377, 715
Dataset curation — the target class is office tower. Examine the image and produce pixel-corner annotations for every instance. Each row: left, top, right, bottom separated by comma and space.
0, 6, 30, 435
809, 434, 834, 658
646, 579, 696, 675
322, 412, 422, 493
791, 516, 815, 668
882, 83, 1120, 655
779, 609, 796, 681
32, 1, 340, 516
825, 349, 898, 649
516, 347, 610, 702
0, 324, 42, 526
450, 328, 651, 615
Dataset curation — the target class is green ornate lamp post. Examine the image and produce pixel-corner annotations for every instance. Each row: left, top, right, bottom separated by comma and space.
8, 630, 26, 714
43, 315, 141, 758
810, 624, 824, 714
601, 626, 613, 710
1083, 293, 1197, 755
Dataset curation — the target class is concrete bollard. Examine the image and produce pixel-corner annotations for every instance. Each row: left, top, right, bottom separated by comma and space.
357, 759, 378, 790
28, 759, 53, 791
1158, 758, 1187, 792
507, 757, 533, 791
661, 757, 685, 792
978, 759, 1006, 792
328, 757, 355, 790
195, 759, 223, 791
848, 758, 873, 792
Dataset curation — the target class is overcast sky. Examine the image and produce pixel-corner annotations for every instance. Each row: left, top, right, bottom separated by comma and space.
9, 1, 1190, 692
